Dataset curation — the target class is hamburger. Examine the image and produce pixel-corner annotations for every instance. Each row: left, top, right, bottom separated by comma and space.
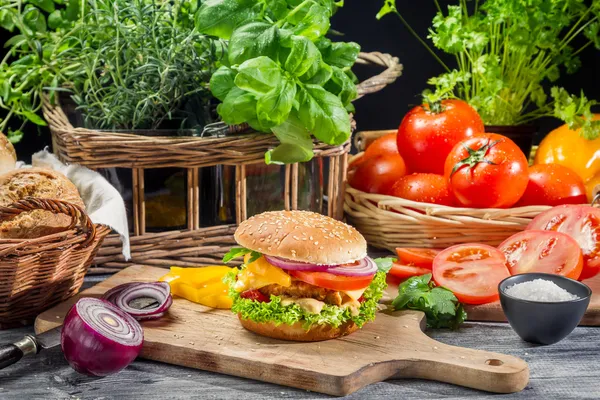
223, 210, 387, 341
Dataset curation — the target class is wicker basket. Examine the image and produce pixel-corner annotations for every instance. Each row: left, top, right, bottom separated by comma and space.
344, 133, 551, 252
0, 198, 111, 328
43, 52, 402, 270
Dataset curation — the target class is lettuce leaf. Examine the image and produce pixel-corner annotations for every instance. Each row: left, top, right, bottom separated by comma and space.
227, 270, 387, 330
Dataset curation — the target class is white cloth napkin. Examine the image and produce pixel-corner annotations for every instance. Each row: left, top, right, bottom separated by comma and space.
24, 150, 131, 259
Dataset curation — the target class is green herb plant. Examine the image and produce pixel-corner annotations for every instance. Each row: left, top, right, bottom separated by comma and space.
0, 0, 223, 141
378, 0, 600, 139
392, 273, 467, 329
196, 0, 360, 164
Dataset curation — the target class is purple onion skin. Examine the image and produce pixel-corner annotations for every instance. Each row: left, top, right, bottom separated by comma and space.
61, 299, 143, 377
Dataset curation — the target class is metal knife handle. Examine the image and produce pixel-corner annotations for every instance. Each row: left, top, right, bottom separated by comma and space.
0, 336, 38, 369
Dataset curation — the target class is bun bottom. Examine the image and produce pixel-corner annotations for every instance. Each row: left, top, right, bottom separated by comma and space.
238, 314, 360, 342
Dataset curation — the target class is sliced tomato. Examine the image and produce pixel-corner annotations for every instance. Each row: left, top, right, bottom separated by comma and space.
395, 248, 440, 269
498, 230, 583, 280
432, 244, 510, 305
288, 270, 374, 291
389, 262, 431, 279
528, 205, 600, 280
240, 289, 270, 303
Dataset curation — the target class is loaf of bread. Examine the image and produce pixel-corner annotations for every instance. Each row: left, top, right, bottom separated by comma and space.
0, 132, 16, 175
0, 168, 85, 238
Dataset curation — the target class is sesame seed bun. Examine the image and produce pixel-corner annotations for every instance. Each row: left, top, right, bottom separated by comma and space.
238, 314, 359, 342
234, 211, 367, 265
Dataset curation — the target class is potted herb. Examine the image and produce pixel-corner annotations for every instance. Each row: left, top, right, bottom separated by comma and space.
377, 0, 600, 155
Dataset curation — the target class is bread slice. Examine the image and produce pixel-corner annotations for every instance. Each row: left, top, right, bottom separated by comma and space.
0, 132, 16, 175
0, 168, 85, 238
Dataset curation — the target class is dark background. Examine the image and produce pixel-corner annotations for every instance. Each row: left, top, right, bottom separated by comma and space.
1, 0, 599, 161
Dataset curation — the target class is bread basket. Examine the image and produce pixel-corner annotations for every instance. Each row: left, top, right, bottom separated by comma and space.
0, 198, 111, 328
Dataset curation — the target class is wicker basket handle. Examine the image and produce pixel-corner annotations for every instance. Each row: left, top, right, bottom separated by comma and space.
355, 52, 403, 100
0, 198, 97, 248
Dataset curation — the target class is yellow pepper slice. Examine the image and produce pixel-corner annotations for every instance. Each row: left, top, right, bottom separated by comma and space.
159, 265, 233, 309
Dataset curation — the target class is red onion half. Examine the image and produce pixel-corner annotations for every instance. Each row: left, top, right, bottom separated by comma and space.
264, 255, 377, 277
102, 282, 172, 321
61, 298, 143, 377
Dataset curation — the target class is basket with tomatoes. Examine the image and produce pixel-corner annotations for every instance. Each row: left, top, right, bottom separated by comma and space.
345, 99, 591, 251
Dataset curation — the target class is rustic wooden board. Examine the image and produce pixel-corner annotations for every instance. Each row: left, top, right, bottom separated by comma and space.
35, 265, 529, 397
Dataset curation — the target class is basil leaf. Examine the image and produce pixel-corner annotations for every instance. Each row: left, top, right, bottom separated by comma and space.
223, 247, 253, 263
210, 66, 236, 101
267, 111, 314, 164
229, 22, 280, 65
29, 0, 55, 13
23, 6, 47, 33
297, 84, 351, 145
217, 88, 258, 125
266, 0, 289, 19
257, 77, 297, 127
195, 0, 260, 40
325, 66, 357, 105
235, 56, 282, 95
47, 10, 64, 30
288, 3, 330, 41
283, 35, 320, 77
300, 61, 332, 85
323, 41, 360, 68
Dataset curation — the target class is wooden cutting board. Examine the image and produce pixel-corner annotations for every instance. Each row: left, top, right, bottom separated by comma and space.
35, 265, 529, 396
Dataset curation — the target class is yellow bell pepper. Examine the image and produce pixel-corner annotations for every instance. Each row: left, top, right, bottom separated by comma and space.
534, 115, 600, 202
234, 255, 291, 292
159, 266, 233, 309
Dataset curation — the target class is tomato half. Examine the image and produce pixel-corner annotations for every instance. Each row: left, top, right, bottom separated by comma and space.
498, 230, 583, 280
388, 262, 431, 279
388, 174, 455, 206
397, 99, 484, 174
348, 154, 407, 195
527, 205, 600, 280
395, 248, 440, 269
288, 270, 374, 291
516, 164, 587, 207
444, 133, 529, 208
432, 244, 510, 305
350, 133, 399, 169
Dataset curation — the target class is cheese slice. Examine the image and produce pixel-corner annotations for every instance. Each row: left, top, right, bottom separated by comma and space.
341, 287, 367, 301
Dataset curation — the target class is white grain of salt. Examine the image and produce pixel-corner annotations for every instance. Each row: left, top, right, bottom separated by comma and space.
505, 279, 579, 302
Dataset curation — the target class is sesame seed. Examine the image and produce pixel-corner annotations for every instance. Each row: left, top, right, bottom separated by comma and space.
319, 246, 324, 250
314, 241, 319, 245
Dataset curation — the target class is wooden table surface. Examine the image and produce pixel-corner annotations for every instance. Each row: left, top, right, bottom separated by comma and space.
1, 275, 599, 400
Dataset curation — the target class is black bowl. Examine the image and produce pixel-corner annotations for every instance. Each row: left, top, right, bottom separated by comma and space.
499, 273, 592, 345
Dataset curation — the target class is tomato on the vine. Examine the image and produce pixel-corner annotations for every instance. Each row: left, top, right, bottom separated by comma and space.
444, 133, 529, 208
350, 133, 399, 169
348, 154, 407, 194
397, 99, 484, 174
388, 173, 454, 206
516, 164, 587, 207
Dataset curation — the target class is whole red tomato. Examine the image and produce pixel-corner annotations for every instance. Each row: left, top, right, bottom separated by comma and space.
348, 154, 407, 194
444, 133, 528, 208
350, 133, 398, 169
389, 173, 454, 206
516, 164, 587, 207
397, 99, 484, 174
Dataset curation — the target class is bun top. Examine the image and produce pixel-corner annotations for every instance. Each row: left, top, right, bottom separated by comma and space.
234, 211, 367, 265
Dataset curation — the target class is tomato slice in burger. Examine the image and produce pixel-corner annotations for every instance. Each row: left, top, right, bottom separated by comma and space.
499, 230, 583, 280
288, 270, 374, 291
395, 248, 440, 269
432, 244, 510, 305
528, 205, 600, 280
389, 262, 431, 279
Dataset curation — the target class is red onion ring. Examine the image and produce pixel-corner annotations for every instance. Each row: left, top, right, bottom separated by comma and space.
61, 298, 143, 376
323, 257, 377, 277
102, 282, 172, 320
264, 255, 332, 271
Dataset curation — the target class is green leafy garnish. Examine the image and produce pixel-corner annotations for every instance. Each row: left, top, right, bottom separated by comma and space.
373, 257, 396, 273
222, 247, 261, 264
196, 0, 359, 164
392, 274, 466, 330
228, 271, 388, 330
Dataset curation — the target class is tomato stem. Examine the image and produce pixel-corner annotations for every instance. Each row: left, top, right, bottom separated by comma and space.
451, 139, 500, 176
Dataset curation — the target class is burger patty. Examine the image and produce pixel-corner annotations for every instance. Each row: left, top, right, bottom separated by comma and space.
259, 279, 343, 306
